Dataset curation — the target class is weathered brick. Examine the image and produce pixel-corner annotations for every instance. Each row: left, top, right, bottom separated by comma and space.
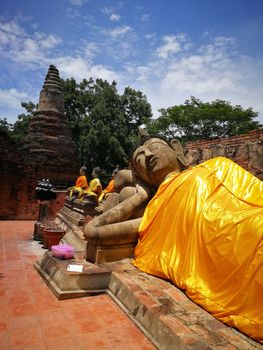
190, 323, 227, 347
217, 328, 263, 349
134, 290, 160, 308
160, 315, 194, 336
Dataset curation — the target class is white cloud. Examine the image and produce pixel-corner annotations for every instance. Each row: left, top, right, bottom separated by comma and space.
156, 34, 189, 59
0, 88, 28, 109
0, 19, 61, 66
35, 32, 62, 49
140, 14, 150, 22
144, 33, 157, 47
55, 56, 120, 82
158, 36, 239, 95
110, 14, 121, 21
101, 6, 116, 16
68, 0, 88, 6
83, 42, 101, 59
109, 25, 132, 38
0, 19, 25, 37
128, 35, 263, 123
0, 88, 29, 123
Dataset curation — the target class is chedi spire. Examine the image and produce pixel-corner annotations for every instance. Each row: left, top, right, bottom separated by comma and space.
42, 65, 63, 92
26, 65, 79, 173
38, 64, 64, 114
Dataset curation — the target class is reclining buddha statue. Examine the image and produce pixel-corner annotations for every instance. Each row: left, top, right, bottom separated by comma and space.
84, 130, 263, 342
84, 132, 188, 262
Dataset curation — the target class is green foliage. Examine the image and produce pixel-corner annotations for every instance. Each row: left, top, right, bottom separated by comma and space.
147, 96, 262, 142
0, 117, 12, 135
0, 101, 36, 143
11, 101, 36, 144
62, 78, 95, 146
121, 87, 152, 135
62, 78, 152, 179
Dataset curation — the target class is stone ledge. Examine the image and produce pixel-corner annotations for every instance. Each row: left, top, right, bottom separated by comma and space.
106, 260, 263, 350
34, 251, 111, 300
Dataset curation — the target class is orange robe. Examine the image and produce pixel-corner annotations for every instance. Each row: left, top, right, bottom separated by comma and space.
75, 175, 88, 189
133, 157, 263, 342
104, 179, 115, 194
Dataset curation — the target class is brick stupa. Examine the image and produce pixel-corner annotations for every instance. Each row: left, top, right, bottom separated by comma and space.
25, 65, 79, 185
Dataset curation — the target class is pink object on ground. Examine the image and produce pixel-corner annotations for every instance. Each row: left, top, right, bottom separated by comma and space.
51, 244, 75, 259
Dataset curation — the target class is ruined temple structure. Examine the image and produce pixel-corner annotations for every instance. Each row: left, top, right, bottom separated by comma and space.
25, 65, 79, 182
0, 65, 79, 219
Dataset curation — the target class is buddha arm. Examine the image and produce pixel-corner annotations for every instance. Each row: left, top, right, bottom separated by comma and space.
84, 186, 150, 243
85, 218, 142, 245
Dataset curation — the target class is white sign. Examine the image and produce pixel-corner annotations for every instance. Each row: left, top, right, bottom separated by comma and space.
67, 264, 83, 273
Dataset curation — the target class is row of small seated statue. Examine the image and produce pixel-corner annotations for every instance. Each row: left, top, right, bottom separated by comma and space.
67, 130, 262, 343
68, 164, 125, 204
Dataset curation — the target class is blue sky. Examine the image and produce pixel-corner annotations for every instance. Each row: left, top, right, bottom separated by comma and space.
1, 0, 263, 124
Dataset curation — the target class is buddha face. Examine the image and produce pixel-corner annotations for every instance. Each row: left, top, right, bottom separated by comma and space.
132, 138, 183, 188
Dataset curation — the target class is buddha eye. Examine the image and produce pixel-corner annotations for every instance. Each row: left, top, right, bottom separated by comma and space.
136, 155, 144, 164
150, 143, 164, 151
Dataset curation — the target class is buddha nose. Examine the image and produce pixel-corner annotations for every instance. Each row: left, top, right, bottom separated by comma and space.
144, 148, 154, 159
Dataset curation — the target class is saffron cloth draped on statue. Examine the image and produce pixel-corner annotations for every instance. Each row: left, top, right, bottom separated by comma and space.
133, 157, 263, 342
75, 175, 88, 189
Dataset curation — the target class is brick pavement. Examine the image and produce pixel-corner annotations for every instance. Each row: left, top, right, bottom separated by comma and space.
1, 220, 262, 350
0, 221, 156, 350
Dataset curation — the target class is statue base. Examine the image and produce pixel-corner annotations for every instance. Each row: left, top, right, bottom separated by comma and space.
34, 251, 111, 300
86, 241, 137, 264
53, 198, 97, 252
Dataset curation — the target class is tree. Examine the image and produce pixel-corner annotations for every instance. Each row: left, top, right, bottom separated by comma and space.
121, 87, 152, 137
78, 79, 136, 180
62, 78, 152, 180
11, 102, 36, 144
0, 117, 12, 135
147, 96, 262, 142
62, 77, 96, 147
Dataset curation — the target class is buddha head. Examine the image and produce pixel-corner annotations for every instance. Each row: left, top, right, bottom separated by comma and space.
131, 132, 188, 188
112, 167, 119, 178
92, 166, 101, 178
80, 166, 87, 176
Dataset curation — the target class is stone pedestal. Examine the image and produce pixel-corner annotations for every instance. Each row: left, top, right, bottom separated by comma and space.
34, 251, 111, 300
54, 198, 97, 252
86, 241, 138, 264
33, 202, 52, 241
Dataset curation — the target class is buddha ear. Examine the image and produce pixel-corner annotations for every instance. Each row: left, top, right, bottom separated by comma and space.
170, 139, 189, 167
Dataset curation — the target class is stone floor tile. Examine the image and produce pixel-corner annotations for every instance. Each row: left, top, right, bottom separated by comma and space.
7, 291, 33, 305
72, 318, 104, 334
9, 343, 47, 350
7, 301, 37, 318
44, 335, 79, 350
0, 321, 7, 332
0, 333, 9, 350
37, 309, 69, 326
8, 315, 40, 331
8, 326, 44, 347
41, 323, 73, 339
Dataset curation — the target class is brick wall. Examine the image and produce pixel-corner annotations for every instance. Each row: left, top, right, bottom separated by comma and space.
184, 129, 263, 180
0, 131, 77, 220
